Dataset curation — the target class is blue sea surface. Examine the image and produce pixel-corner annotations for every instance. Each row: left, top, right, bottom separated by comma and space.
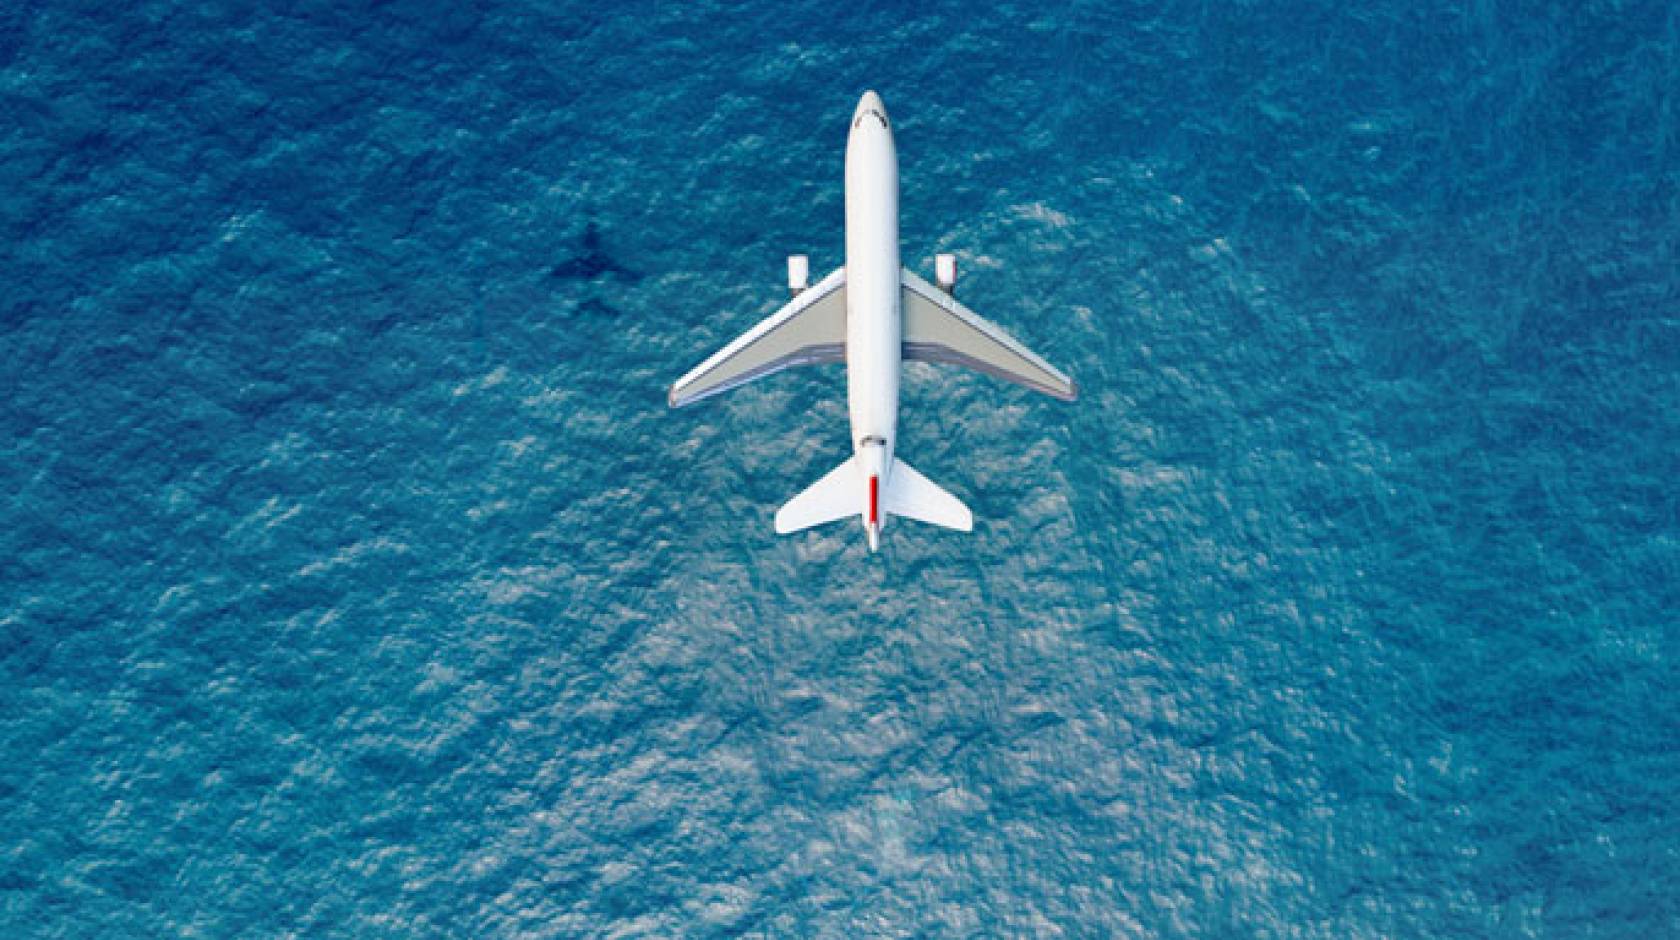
4, 1, 1678, 936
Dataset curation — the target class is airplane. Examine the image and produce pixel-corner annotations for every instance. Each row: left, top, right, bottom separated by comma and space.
668, 91, 1076, 552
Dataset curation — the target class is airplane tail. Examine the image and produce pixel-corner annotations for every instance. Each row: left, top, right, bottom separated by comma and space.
774, 456, 859, 535
883, 458, 972, 532
773, 455, 972, 538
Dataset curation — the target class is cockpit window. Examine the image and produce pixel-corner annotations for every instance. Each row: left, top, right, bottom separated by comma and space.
861, 435, 887, 447
853, 110, 888, 130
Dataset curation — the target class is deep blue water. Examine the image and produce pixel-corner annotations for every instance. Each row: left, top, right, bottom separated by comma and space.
4, 2, 1678, 936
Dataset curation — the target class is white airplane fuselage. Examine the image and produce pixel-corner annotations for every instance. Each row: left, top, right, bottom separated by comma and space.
844, 91, 899, 550
668, 90, 1074, 552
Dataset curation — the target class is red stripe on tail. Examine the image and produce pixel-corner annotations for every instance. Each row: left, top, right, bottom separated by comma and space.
869, 475, 879, 524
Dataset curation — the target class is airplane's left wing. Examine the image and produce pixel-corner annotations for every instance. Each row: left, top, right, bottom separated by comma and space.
900, 268, 1076, 401
669, 267, 847, 407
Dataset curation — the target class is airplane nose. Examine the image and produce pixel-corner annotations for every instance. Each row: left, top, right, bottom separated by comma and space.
853, 90, 888, 125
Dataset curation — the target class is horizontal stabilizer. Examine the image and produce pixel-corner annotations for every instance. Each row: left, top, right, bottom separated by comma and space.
884, 458, 972, 531
670, 267, 848, 407
900, 267, 1076, 400
775, 456, 860, 534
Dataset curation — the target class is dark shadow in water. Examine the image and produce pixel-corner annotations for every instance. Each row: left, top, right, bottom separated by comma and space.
551, 220, 640, 282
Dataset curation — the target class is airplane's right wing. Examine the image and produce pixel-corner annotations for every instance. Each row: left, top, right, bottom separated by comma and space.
900, 267, 1077, 401
669, 267, 847, 407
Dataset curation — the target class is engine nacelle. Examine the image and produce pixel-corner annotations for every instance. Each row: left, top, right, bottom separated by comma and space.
935, 253, 957, 293
787, 254, 810, 296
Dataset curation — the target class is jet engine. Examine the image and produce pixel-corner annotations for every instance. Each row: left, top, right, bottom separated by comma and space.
787, 254, 810, 296
935, 253, 957, 294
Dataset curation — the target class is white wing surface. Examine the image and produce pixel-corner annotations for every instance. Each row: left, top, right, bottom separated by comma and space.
669, 267, 847, 407
900, 268, 1077, 401
883, 458, 972, 531
774, 455, 860, 534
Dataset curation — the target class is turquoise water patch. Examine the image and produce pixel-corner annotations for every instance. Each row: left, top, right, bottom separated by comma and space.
3, 1, 1676, 935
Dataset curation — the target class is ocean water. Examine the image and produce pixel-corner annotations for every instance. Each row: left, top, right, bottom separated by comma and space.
3, 1, 1678, 936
